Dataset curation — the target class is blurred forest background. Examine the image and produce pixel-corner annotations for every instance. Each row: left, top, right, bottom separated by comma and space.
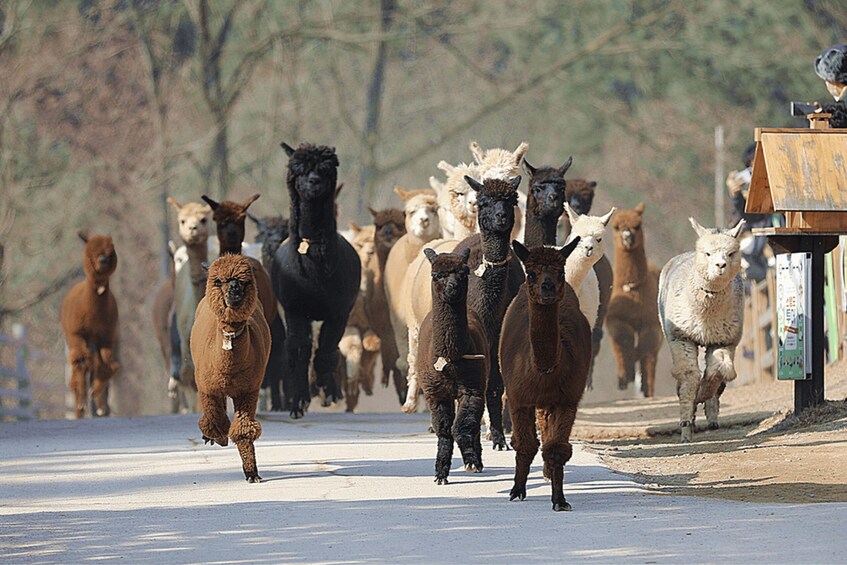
0, 0, 844, 417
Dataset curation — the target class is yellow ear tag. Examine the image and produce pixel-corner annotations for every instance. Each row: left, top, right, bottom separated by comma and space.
298, 240, 310, 255
474, 264, 486, 277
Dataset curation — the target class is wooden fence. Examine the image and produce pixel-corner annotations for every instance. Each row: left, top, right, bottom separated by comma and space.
0, 324, 35, 421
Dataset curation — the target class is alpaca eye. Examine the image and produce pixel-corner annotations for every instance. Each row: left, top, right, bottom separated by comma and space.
213, 279, 222, 287
527, 272, 537, 283
180, 219, 185, 225
728, 252, 735, 258
705, 252, 711, 257
200, 218, 207, 224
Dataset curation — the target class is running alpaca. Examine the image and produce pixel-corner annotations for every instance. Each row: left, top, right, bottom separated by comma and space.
168, 197, 213, 412
606, 203, 663, 397
151, 241, 179, 412
499, 240, 590, 511
271, 143, 361, 418
60, 232, 119, 418
363, 206, 407, 403
416, 247, 489, 484
383, 187, 441, 410
433, 161, 483, 241
191, 254, 271, 482
469, 140, 529, 241
659, 218, 746, 443
521, 157, 573, 248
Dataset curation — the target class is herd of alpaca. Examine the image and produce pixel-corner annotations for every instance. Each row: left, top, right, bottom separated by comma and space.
58, 137, 750, 494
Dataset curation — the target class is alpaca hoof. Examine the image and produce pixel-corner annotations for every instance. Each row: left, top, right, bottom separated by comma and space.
464, 462, 483, 473
707, 421, 719, 431
290, 408, 305, 419
509, 485, 526, 501
617, 380, 628, 390
435, 477, 449, 485
401, 400, 417, 414
203, 435, 228, 447
552, 498, 572, 512
679, 421, 693, 443
245, 474, 262, 483
490, 431, 508, 451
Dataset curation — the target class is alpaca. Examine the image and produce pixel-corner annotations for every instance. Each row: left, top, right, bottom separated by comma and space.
469, 140, 529, 182
606, 203, 663, 397
521, 157, 573, 248
363, 206, 407, 403
249, 213, 290, 412
659, 218, 746, 443
416, 247, 489, 484
383, 187, 441, 406
191, 254, 271, 482
151, 242, 181, 412
433, 161, 483, 241
168, 197, 213, 411
499, 239, 590, 511
452, 174, 524, 451
271, 143, 361, 418
60, 232, 119, 418
341, 222, 382, 412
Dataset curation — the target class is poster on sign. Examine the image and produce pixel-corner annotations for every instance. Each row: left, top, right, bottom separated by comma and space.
776, 252, 812, 380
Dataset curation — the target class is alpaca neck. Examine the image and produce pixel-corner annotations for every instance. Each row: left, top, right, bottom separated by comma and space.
524, 198, 559, 248
528, 300, 560, 373
85, 275, 111, 295
566, 253, 595, 291
186, 241, 209, 296
430, 296, 469, 361
615, 245, 648, 288
219, 238, 241, 256
480, 227, 510, 263
296, 197, 336, 242
687, 270, 733, 310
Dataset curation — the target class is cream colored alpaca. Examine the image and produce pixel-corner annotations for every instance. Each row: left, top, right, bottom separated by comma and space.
433, 161, 482, 241
563, 204, 616, 329
469, 140, 529, 241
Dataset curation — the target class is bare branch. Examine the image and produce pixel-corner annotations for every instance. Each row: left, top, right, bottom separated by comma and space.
0, 266, 84, 316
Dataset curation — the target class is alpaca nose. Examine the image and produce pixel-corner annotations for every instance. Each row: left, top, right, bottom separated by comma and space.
420, 217, 429, 228
716, 260, 727, 270
226, 283, 244, 304
97, 255, 110, 267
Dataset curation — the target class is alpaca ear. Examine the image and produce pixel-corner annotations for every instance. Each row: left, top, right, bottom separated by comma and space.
600, 207, 617, 226
242, 194, 260, 210
168, 240, 177, 257
522, 159, 537, 177
512, 142, 529, 165
247, 213, 260, 228
511, 240, 530, 264
201, 195, 220, 210
465, 175, 484, 192
423, 248, 437, 264
727, 218, 746, 239
589, 181, 597, 188
564, 202, 580, 226
394, 187, 410, 201
336, 183, 344, 198
429, 176, 445, 193
558, 156, 574, 177
559, 236, 581, 260
77, 230, 89, 243
509, 175, 522, 191
166, 196, 182, 211
367, 206, 378, 219
689, 217, 709, 238
201, 261, 210, 272
280, 142, 295, 157
458, 247, 471, 263
350, 221, 361, 234
634, 202, 645, 214
437, 160, 455, 174
469, 141, 484, 164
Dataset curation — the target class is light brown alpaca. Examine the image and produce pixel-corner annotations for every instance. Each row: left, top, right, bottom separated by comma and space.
168, 197, 213, 411
606, 203, 663, 397
60, 232, 119, 418
499, 240, 590, 511
151, 242, 179, 411
191, 254, 271, 482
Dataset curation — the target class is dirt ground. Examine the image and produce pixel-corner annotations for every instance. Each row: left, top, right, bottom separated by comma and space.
574, 360, 847, 504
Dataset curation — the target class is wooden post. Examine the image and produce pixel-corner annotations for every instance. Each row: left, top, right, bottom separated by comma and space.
714, 125, 725, 228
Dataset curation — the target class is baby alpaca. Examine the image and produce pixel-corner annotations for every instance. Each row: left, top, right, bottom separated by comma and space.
191, 254, 271, 482
659, 218, 745, 443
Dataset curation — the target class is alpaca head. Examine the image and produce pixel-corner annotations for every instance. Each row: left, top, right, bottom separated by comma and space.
202, 194, 260, 253
611, 202, 646, 252
424, 247, 471, 304
464, 175, 520, 235
205, 254, 260, 324
565, 179, 597, 215
565, 204, 616, 263
368, 207, 406, 253
350, 221, 376, 267
167, 198, 212, 246
282, 143, 339, 201
690, 218, 746, 289
78, 231, 117, 283
395, 188, 440, 240
469, 141, 529, 180
523, 157, 573, 219
512, 239, 580, 306
437, 161, 482, 231
248, 214, 289, 253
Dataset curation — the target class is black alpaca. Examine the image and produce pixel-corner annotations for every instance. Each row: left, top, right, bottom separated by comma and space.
416, 247, 489, 484
250, 213, 290, 412
522, 157, 572, 248
271, 143, 361, 418
453, 174, 523, 450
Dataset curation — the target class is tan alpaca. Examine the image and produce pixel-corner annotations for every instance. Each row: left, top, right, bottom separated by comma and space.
192, 254, 271, 482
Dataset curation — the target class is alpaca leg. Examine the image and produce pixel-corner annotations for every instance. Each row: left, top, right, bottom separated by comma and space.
698, 345, 737, 404
314, 316, 346, 405
65, 334, 90, 419
704, 382, 727, 430
428, 397, 456, 484
402, 326, 421, 413
537, 408, 552, 481
669, 338, 700, 443
486, 342, 507, 451
198, 392, 230, 446
168, 310, 182, 413
230, 392, 263, 483
606, 319, 636, 390
91, 344, 118, 416
340, 330, 362, 412
508, 406, 539, 502
284, 313, 312, 418
263, 315, 287, 412
454, 384, 485, 472
637, 325, 663, 397
361, 331, 380, 395
542, 406, 577, 511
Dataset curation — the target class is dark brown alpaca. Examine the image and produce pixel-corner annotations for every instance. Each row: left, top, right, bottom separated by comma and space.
606, 203, 662, 397
60, 232, 119, 418
191, 254, 271, 482
499, 239, 590, 511
416, 247, 489, 484
363, 206, 407, 403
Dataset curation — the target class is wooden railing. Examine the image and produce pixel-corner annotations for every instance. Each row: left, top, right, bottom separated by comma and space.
0, 324, 35, 421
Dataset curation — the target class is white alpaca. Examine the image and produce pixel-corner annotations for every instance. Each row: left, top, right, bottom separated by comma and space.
563, 204, 616, 329
658, 218, 746, 443
432, 162, 482, 241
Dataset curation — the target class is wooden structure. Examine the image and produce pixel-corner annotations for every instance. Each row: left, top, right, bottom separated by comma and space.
0, 324, 34, 421
746, 116, 847, 412
736, 271, 777, 385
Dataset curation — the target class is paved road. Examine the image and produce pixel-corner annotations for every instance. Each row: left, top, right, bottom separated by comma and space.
1, 412, 844, 563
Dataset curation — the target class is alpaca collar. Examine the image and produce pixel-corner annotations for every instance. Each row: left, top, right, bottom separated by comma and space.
696, 286, 721, 301
621, 281, 640, 293
221, 324, 247, 350
434, 354, 485, 372
298, 238, 312, 255
538, 363, 557, 375
474, 255, 510, 278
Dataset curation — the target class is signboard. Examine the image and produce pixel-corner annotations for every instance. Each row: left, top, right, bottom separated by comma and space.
776, 253, 812, 380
